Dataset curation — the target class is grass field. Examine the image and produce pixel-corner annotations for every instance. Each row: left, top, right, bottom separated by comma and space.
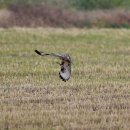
0, 28, 130, 130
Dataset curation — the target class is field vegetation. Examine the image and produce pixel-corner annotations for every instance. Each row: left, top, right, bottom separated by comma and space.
0, 28, 130, 130
0, 0, 130, 28
0, 0, 130, 9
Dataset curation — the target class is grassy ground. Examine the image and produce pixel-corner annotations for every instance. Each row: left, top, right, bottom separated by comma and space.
0, 28, 130, 130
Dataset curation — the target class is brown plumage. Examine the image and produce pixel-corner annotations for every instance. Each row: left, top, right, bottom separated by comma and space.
35, 50, 72, 82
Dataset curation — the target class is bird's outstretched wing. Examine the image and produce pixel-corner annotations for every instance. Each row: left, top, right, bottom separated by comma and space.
35, 50, 63, 59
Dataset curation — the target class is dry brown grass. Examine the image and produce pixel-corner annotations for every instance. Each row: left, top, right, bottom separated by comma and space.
0, 28, 130, 130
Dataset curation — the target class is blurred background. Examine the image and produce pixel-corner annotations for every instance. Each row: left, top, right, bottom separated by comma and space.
0, 0, 130, 28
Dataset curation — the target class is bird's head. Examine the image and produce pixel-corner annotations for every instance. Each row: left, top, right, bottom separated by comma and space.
62, 54, 72, 63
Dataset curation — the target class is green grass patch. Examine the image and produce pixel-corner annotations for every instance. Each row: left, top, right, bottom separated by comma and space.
1, 0, 130, 9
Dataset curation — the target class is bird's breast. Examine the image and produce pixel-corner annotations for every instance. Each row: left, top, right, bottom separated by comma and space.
59, 68, 71, 81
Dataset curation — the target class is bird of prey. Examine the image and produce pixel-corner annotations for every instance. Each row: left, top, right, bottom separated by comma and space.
35, 50, 72, 82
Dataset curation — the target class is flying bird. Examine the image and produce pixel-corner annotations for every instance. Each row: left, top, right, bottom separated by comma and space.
35, 50, 72, 82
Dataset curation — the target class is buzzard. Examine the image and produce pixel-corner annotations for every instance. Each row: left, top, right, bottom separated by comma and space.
35, 50, 72, 82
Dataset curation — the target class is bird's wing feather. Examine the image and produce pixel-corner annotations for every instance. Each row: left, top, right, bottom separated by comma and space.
35, 50, 62, 59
